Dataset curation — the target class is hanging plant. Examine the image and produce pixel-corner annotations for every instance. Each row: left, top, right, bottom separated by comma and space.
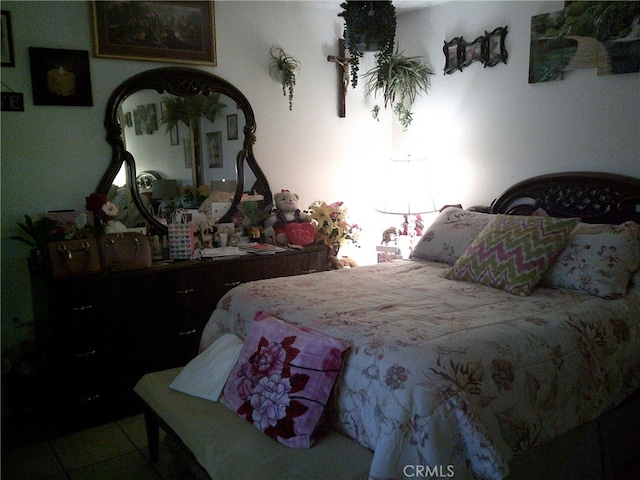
338, 1, 396, 88
363, 51, 434, 131
160, 94, 226, 132
269, 46, 301, 110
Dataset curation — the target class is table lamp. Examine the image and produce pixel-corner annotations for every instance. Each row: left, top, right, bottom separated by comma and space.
375, 157, 437, 252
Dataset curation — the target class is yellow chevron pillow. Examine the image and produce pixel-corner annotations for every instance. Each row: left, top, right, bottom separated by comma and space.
445, 215, 580, 296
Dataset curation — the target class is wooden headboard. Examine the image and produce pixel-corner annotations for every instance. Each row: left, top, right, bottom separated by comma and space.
489, 172, 640, 224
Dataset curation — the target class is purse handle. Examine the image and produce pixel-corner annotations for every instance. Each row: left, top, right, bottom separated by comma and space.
103, 234, 141, 266
57, 241, 92, 274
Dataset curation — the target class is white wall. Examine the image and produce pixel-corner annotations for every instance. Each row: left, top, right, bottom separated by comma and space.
2, 1, 638, 349
395, 1, 640, 210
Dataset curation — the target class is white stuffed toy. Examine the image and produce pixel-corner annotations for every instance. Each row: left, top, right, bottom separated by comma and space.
264, 190, 312, 245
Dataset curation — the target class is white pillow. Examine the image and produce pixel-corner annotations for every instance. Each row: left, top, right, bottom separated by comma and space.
170, 333, 243, 401
410, 207, 493, 264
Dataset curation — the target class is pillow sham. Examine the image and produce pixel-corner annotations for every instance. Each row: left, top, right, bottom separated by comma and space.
169, 333, 243, 402
540, 221, 640, 298
445, 214, 580, 295
221, 311, 350, 448
410, 207, 493, 264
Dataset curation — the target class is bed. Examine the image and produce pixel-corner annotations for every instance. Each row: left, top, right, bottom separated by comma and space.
144, 172, 640, 480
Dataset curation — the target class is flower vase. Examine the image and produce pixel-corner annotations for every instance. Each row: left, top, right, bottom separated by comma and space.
330, 242, 340, 257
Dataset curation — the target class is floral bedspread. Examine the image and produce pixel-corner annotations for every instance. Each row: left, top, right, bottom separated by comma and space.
200, 260, 640, 480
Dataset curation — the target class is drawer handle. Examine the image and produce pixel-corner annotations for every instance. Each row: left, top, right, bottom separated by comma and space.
301, 269, 316, 274
178, 329, 197, 336
72, 305, 93, 312
75, 350, 97, 358
224, 281, 241, 287
80, 394, 101, 403
175, 288, 194, 294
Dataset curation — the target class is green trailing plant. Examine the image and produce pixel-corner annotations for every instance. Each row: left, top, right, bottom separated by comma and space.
161, 94, 226, 131
10, 214, 58, 253
269, 46, 301, 110
339, 1, 396, 88
363, 51, 434, 131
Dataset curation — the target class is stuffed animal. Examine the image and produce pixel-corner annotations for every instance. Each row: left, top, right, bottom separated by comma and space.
264, 190, 313, 246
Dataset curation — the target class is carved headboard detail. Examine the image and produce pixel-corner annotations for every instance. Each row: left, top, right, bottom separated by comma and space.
490, 172, 640, 224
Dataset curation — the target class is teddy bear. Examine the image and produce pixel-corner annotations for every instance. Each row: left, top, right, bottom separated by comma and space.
264, 190, 313, 246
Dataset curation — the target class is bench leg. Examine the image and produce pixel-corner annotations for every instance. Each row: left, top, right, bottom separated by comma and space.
144, 408, 160, 463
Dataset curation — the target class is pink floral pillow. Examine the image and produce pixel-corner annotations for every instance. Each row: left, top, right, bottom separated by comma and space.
221, 311, 350, 448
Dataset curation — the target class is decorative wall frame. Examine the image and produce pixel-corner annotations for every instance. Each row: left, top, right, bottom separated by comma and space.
444, 26, 508, 74
443, 37, 463, 74
1, 10, 15, 67
29, 47, 93, 106
485, 27, 509, 67
461, 35, 485, 68
207, 131, 223, 168
91, 1, 216, 66
227, 114, 238, 140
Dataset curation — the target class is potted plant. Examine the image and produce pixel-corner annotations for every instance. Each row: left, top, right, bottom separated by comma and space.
10, 215, 59, 268
269, 46, 301, 110
363, 51, 434, 131
161, 94, 226, 187
339, 1, 396, 88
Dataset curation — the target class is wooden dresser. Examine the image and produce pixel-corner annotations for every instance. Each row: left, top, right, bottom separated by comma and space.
30, 245, 328, 429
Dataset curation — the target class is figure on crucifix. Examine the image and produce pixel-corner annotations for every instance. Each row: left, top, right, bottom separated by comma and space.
327, 39, 350, 118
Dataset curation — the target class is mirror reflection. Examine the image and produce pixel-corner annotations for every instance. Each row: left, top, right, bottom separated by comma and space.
98, 67, 272, 234
110, 90, 256, 227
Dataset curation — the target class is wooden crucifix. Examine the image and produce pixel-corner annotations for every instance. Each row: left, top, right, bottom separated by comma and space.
327, 38, 350, 118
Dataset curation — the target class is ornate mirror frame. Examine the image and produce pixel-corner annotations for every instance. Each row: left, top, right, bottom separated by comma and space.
96, 67, 272, 233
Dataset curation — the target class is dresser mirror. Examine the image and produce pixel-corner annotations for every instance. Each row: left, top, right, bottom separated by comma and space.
96, 67, 272, 233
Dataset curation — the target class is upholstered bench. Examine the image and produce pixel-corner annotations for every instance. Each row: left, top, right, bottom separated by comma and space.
134, 368, 374, 480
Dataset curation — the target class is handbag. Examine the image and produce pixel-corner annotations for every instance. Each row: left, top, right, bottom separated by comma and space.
47, 238, 102, 279
97, 232, 152, 273
168, 209, 195, 260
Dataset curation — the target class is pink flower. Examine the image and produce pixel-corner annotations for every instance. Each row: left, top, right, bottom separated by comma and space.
384, 364, 408, 390
236, 363, 254, 400
250, 374, 291, 429
250, 340, 286, 379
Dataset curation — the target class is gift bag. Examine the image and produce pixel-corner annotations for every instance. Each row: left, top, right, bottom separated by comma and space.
168, 209, 195, 260
48, 238, 102, 279
97, 233, 152, 273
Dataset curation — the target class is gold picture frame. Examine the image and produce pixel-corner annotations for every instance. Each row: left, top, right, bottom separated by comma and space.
91, 1, 216, 66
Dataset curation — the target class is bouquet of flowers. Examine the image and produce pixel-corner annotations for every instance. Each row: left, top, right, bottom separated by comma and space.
306, 201, 360, 252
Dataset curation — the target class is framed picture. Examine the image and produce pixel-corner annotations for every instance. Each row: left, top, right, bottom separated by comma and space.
91, 1, 216, 65
461, 35, 486, 68
443, 37, 463, 74
206, 131, 223, 168
29, 47, 93, 106
485, 26, 508, 68
183, 138, 192, 168
227, 114, 238, 140
1, 10, 15, 67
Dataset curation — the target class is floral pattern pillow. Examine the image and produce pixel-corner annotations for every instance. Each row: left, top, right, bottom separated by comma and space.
445, 214, 580, 295
410, 207, 494, 264
540, 221, 640, 298
221, 311, 350, 448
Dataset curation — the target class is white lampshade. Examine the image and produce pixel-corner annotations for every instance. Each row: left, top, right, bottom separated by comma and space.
375, 157, 437, 215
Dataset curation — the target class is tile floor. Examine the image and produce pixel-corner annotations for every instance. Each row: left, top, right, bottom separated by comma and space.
1, 414, 209, 480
